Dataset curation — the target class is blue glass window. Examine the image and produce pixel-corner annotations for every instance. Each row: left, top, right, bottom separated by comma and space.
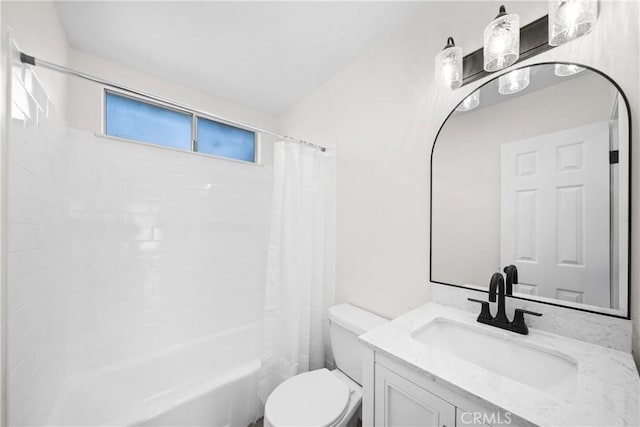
197, 117, 255, 162
105, 92, 192, 150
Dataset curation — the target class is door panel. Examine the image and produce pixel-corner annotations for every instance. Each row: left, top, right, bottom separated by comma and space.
501, 122, 610, 307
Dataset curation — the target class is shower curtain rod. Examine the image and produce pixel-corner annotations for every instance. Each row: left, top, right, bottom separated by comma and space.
19, 52, 327, 152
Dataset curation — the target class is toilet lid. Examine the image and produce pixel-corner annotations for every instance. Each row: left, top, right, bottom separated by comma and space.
265, 369, 350, 427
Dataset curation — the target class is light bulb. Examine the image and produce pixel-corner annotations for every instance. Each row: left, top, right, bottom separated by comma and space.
554, 63, 585, 77
498, 68, 530, 95
549, 1, 597, 46
484, 5, 520, 72
435, 37, 463, 89
456, 91, 480, 112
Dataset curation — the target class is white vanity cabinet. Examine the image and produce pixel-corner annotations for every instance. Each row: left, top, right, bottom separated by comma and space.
364, 351, 508, 427
359, 303, 640, 427
374, 364, 456, 427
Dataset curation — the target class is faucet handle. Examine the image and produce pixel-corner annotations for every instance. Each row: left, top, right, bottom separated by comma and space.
510, 308, 542, 335
467, 298, 493, 322
515, 308, 542, 317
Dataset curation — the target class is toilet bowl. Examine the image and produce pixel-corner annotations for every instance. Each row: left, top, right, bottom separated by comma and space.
264, 304, 387, 427
264, 369, 361, 427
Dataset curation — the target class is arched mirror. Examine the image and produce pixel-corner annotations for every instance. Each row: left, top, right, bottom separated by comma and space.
430, 62, 630, 318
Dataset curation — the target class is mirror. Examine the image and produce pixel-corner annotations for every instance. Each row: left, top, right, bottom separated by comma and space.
431, 63, 629, 318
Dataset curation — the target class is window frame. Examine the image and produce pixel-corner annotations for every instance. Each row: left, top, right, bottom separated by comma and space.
102, 88, 259, 164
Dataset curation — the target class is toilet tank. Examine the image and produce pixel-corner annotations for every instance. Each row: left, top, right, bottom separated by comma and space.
328, 304, 387, 385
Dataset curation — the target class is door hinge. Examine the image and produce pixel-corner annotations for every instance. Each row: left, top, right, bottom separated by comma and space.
610, 150, 619, 164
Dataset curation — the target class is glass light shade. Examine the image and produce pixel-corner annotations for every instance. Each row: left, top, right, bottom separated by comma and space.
554, 63, 585, 77
483, 10, 520, 72
456, 92, 480, 112
498, 67, 530, 95
549, 0, 597, 46
435, 41, 463, 89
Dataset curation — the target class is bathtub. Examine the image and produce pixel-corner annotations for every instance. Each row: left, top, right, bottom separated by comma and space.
48, 322, 263, 426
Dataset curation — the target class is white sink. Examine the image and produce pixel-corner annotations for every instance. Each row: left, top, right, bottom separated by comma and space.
411, 318, 578, 400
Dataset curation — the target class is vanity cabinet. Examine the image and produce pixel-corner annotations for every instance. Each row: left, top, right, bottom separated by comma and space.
364, 351, 507, 427
374, 364, 456, 427
360, 303, 640, 427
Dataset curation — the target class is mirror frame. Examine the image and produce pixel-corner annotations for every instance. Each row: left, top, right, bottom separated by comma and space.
429, 62, 632, 319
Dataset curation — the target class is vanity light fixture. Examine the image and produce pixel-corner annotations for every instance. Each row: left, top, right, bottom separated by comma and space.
549, 0, 598, 46
483, 5, 520, 72
554, 63, 585, 76
498, 67, 530, 95
435, 37, 463, 89
456, 91, 480, 112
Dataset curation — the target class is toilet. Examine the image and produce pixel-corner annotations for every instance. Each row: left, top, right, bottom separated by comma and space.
264, 303, 388, 427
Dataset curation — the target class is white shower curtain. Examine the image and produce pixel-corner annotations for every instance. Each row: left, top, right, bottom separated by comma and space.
258, 140, 336, 405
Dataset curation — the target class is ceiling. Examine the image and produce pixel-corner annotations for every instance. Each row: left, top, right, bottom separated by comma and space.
55, 1, 427, 116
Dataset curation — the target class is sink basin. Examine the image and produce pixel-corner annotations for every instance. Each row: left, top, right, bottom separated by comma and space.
411, 318, 577, 400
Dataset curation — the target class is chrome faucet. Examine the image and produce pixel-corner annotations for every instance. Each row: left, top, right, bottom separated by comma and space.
468, 271, 542, 335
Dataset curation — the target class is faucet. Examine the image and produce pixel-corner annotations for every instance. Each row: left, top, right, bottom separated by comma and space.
468, 271, 542, 335
503, 265, 518, 295
488, 272, 509, 325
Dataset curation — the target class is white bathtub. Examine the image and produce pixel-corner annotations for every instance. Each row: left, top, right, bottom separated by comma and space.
48, 322, 263, 427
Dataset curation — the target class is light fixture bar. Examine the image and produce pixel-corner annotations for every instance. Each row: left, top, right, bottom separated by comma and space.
462, 14, 554, 86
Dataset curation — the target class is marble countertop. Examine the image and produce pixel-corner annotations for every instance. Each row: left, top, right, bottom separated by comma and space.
359, 303, 640, 427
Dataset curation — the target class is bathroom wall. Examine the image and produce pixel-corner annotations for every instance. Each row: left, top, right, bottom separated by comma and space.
279, 1, 640, 363
1, 2, 70, 424
65, 133, 273, 373
7, 58, 69, 426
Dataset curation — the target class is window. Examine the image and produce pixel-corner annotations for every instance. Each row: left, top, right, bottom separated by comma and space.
197, 117, 255, 162
105, 91, 256, 163
105, 92, 192, 150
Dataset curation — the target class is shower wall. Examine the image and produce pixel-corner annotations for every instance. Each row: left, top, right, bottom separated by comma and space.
65, 131, 272, 373
7, 62, 70, 425
7, 59, 274, 424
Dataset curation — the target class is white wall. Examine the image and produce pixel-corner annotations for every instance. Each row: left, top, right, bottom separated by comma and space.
279, 1, 640, 364
432, 72, 616, 288
7, 60, 69, 427
1, 2, 70, 424
65, 130, 273, 374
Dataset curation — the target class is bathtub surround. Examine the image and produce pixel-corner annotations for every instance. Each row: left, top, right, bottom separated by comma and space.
6, 50, 273, 424
7, 53, 69, 426
278, 1, 640, 365
258, 141, 336, 404
65, 128, 273, 374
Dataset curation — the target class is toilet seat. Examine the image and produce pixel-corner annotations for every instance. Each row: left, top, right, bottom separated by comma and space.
265, 369, 352, 427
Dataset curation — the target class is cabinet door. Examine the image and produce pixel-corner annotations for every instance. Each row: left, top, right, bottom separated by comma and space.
374, 364, 455, 427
